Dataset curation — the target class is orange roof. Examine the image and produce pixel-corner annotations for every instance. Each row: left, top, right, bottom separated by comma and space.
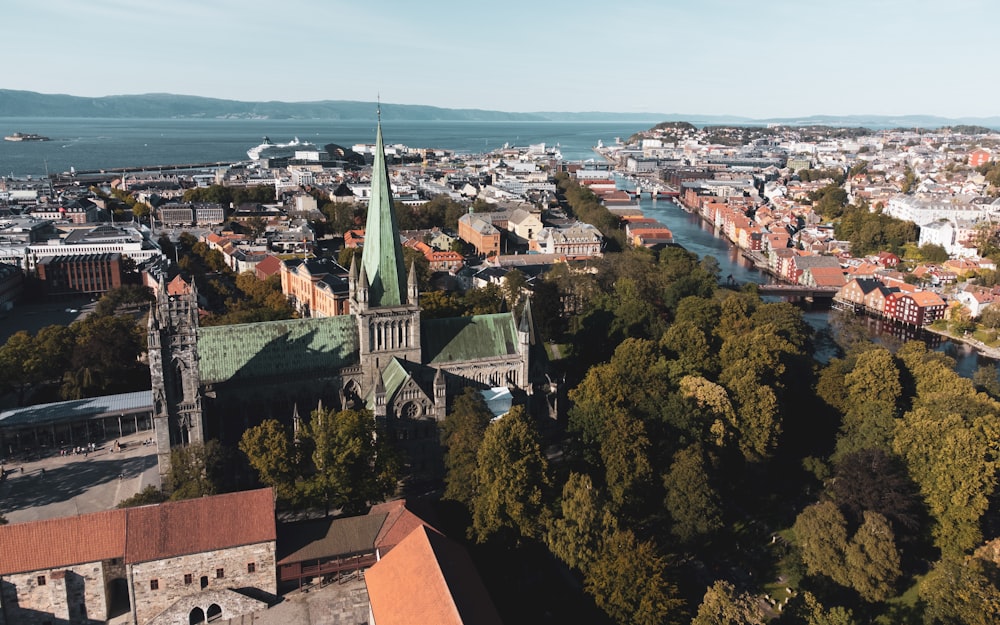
166, 274, 192, 296
905, 291, 946, 307
126, 488, 275, 564
371, 499, 437, 555
365, 525, 503, 625
809, 266, 848, 287
0, 509, 126, 575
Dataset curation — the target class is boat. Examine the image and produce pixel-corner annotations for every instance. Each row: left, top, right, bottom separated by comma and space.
4, 132, 51, 142
246, 136, 316, 160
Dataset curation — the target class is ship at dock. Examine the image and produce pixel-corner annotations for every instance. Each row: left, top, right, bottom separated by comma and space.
246, 136, 316, 160
4, 132, 51, 142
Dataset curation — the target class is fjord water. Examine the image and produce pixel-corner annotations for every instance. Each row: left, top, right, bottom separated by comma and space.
0, 118, 655, 177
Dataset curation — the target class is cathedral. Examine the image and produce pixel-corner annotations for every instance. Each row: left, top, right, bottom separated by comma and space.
148, 119, 546, 483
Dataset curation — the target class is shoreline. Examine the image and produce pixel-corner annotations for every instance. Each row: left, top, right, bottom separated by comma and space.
924, 325, 1000, 361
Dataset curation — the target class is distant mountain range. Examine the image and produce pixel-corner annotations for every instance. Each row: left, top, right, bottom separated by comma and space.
1, 90, 998, 129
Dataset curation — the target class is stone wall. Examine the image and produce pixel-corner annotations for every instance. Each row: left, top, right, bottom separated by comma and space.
0, 560, 111, 625
129, 541, 275, 625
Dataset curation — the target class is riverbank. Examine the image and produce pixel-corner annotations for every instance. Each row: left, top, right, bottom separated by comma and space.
924, 325, 1000, 361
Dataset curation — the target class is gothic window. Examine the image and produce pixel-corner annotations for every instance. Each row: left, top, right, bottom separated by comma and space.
401, 401, 420, 419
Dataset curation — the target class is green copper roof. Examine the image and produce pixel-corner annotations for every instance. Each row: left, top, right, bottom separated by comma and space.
361, 121, 408, 307
421, 313, 519, 364
197, 316, 359, 384
365, 357, 413, 411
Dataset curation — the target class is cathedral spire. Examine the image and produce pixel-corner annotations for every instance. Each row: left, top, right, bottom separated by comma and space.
360, 116, 408, 307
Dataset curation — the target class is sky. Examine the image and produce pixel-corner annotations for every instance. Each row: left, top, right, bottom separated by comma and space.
3, 0, 997, 120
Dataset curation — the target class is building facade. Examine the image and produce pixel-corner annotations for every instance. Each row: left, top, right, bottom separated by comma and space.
0, 489, 276, 625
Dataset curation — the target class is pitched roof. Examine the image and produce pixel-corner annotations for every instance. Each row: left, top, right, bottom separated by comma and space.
421, 313, 519, 365
0, 509, 126, 575
360, 120, 408, 307
276, 512, 388, 565
370, 499, 438, 555
125, 488, 276, 564
365, 525, 503, 625
0, 489, 275, 573
197, 316, 359, 384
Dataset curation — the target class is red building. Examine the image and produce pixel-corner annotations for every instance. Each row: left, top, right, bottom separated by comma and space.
36, 253, 123, 295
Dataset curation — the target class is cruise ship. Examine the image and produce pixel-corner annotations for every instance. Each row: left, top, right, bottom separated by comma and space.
4, 132, 51, 142
246, 136, 317, 160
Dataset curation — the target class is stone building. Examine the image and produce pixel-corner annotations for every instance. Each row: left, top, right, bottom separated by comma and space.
149, 120, 548, 484
0, 488, 276, 625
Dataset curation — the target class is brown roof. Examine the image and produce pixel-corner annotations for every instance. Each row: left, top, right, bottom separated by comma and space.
276, 512, 387, 565
0, 509, 126, 575
365, 525, 503, 625
125, 488, 275, 564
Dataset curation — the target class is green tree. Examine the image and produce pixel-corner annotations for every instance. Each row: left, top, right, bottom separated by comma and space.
0, 331, 37, 403
893, 407, 999, 556
919, 556, 1000, 625
167, 441, 230, 500
303, 407, 400, 516
692, 580, 765, 625
918, 242, 950, 263
663, 443, 722, 543
239, 419, 299, 503
793, 500, 852, 588
440, 387, 493, 507
584, 528, 685, 625
786, 591, 857, 625
61, 315, 147, 399
836, 347, 902, 458
471, 406, 551, 542
600, 410, 653, 511
843, 511, 902, 603
117, 485, 169, 508
546, 472, 614, 572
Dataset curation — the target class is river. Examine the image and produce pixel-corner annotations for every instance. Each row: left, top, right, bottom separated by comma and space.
637, 194, 993, 377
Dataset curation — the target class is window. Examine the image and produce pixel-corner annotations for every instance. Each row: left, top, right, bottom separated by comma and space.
184, 574, 192, 585
247, 563, 256, 574
216, 568, 224, 579
150, 579, 159, 591
37, 575, 46, 586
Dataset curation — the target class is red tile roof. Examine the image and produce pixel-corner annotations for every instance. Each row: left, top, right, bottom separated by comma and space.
125, 488, 275, 564
365, 525, 503, 625
0, 489, 276, 574
0, 509, 126, 575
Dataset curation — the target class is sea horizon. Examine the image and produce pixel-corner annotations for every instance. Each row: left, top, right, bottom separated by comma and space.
0, 118, 656, 178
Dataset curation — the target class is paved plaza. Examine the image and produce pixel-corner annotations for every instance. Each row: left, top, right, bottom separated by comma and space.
0, 429, 159, 523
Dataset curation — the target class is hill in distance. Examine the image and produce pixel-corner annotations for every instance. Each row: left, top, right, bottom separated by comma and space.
1, 90, 998, 129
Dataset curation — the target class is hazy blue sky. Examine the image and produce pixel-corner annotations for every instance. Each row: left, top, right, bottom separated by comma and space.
4, 0, 995, 119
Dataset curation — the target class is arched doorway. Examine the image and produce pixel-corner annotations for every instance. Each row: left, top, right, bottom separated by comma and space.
190, 606, 206, 624
206, 604, 222, 622
200, 575, 208, 589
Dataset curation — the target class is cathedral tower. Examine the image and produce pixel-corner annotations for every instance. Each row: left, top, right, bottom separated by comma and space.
350, 117, 422, 392
148, 274, 205, 486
